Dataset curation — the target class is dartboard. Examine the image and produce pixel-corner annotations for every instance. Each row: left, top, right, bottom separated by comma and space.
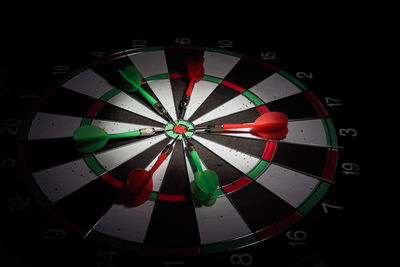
1, 35, 363, 267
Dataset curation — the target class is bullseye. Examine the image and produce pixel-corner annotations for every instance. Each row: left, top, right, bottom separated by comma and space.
173, 124, 187, 134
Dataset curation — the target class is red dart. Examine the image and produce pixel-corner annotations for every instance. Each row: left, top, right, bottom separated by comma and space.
125, 142, 174, 207
178, 56, 205, 120
185, 56, 205, 96
124, 169, 154, 207
208, 112, 289, 140
126, 153, 167, 193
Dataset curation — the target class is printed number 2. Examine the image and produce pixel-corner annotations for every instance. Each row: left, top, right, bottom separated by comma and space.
296, 72, 313, 79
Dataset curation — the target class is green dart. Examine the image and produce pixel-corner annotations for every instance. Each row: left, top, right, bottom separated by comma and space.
193, 169, 219, 201
73, 125, 156, 153
182, 134, 219, 201
118, 65, 175, 124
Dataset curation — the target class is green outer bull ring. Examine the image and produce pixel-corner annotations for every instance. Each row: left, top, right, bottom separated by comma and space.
164, 119, 195, 140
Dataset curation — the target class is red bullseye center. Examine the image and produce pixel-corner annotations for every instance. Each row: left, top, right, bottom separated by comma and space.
173, 124, 187, 134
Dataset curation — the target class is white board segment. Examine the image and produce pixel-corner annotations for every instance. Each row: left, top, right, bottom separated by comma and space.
28, 112, 81, 140
63, 69, 113, 98
257, 164, 319, 208
33, 159, 99, 203
249, 73, 301, 103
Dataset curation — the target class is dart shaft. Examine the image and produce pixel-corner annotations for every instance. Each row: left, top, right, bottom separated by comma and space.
185, 79, 195, 96
149, 152, 168, 174
183, 138, 203, 173
223, 123, 255, 129
190, 150, 203, 173
138, 87, 158, 106
208, 123, 284, 131
108, 128, 155, 139
108, 130, 141, 138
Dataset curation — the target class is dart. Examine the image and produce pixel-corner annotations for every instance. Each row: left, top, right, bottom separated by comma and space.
182, 133, 219, 201
73, 125, 156, 153
206, 111, 289, 140
125, 138, 177, 206
178, 56, 205, 119
118, 65, 175, 123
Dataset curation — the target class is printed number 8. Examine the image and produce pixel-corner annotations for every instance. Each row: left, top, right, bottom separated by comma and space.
230, 253, 253, 266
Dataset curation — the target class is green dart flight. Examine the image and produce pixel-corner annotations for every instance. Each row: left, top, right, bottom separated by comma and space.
73, 125, 156, 153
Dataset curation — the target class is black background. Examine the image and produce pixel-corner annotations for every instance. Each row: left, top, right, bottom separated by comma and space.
0, 10, 383, 266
